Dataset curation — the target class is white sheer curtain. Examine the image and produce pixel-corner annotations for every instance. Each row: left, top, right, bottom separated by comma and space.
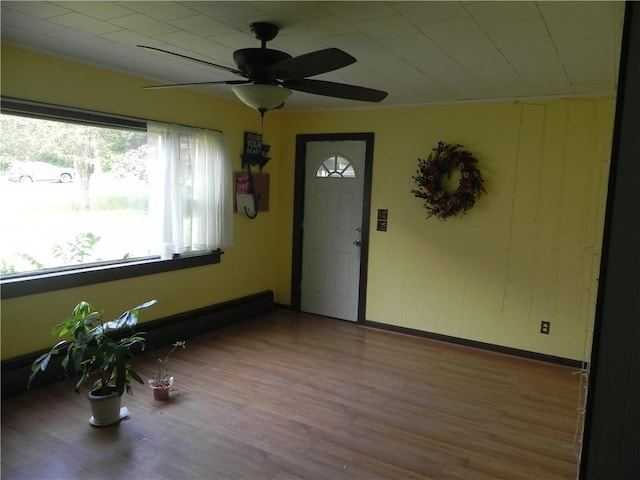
148, 122, 233, 255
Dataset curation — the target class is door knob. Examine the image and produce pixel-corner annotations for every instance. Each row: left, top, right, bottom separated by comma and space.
354, 239, 362, 247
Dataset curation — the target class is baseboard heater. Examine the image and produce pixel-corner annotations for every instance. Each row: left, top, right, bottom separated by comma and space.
1, 290, 274, 398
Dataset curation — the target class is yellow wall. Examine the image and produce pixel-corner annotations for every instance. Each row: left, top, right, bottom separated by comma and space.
278, 100, 613, 362
2, 45, 614, 363
0, 45, 283, 359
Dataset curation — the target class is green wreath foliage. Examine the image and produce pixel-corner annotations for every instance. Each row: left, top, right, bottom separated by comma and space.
411, 141, 486, 220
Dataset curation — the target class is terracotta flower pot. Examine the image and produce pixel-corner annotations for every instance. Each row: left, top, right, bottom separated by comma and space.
152, 385, 171, 401
149, 376, 173, 401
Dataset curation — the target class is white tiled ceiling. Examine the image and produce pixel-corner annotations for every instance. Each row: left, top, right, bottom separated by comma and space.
0, 1, 626, 111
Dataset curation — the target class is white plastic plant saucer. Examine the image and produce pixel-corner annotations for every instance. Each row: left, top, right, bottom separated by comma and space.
89, 406, 129, 427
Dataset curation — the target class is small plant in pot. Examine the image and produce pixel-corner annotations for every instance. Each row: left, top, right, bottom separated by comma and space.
148, 341, 185, 401
28, 299, 157, 426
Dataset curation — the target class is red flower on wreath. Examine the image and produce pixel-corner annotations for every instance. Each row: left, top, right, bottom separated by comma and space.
411, 141, 486, 220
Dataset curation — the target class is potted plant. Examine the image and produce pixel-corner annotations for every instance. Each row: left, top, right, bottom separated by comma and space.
28, 299, 157, 426
148, 341, 185, 401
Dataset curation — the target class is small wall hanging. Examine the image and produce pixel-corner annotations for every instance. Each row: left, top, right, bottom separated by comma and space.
411, 141, 486, 220
234, 172, 270, 215
236, 131, 271, 219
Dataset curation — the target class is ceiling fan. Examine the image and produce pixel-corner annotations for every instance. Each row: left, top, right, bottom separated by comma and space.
139, 22, 388, 115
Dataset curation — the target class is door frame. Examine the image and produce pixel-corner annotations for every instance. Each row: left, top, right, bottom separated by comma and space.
290, 132, 375, 324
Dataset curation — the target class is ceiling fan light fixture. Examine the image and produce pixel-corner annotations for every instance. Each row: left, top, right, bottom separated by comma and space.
232, 84, 292, 115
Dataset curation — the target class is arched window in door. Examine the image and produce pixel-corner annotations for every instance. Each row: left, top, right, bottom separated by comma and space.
315, 154, 356, 178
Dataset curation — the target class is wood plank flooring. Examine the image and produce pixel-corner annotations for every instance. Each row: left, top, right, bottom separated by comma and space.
1, 310, 583, 479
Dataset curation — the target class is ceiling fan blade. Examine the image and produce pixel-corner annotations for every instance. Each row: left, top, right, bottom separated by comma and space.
284, 79, 388, 102
143, 80, 250, 90
138, 45, 242, 76
270, 48, 356, 80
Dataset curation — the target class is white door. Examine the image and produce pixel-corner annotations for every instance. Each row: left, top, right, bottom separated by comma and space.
301, 140, 365, 321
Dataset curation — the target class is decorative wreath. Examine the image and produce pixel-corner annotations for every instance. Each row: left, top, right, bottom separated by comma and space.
411, 141, 486, 220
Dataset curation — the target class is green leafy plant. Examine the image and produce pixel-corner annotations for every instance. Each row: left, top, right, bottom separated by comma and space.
52, 232, 101, 264
150, 341, 186, 387
18, 253, 45, 270
29, 299, 157, 397
1, 232, 133, 275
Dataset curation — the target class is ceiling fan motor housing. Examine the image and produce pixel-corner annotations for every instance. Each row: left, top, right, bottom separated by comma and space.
233, 48, 292, 80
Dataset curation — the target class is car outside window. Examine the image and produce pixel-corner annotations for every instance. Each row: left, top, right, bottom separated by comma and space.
7, 161, 75, 183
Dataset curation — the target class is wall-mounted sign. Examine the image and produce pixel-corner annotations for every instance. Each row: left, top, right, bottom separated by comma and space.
244, 132, 263, 156
242, 131, 270, 171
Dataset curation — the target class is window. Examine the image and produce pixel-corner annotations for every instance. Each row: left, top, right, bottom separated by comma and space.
0, 99, 232, 297
315, 155, 356, 178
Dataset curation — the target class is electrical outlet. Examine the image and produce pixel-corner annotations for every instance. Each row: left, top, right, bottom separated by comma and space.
540, 321, 550, 334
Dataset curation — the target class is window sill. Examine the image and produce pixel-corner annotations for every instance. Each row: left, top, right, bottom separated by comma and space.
0, 250, 222, 299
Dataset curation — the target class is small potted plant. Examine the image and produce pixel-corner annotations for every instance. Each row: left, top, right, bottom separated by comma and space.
148, 341, 185, 401
29, 299, 157, 426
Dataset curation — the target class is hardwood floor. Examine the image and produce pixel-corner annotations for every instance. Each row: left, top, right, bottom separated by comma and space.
1, 310, 582, 479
